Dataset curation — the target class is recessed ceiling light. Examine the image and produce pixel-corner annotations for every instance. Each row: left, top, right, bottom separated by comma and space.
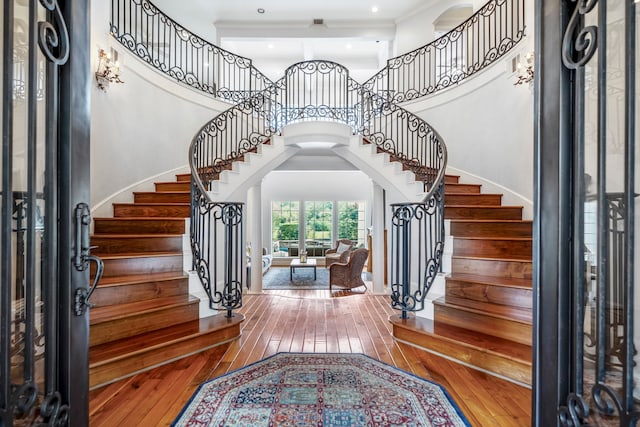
346, 44, 352, 49
371, 6, 379, 13
268, 44, 274, 49
257, 8, 265, 14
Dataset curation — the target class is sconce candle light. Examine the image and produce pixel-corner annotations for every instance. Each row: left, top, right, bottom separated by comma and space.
95, 48, 124, 91
513, 51, 534, 86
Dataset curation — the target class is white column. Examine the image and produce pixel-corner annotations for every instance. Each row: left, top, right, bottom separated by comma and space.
248, 183, 263, 293
372, 183, 386, 294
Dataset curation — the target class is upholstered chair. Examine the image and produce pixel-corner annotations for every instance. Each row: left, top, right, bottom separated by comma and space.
324, 239, 353, 268
329, 248, 369, 292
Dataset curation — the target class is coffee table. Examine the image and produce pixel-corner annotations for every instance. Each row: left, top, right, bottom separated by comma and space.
290, 258, 317, 280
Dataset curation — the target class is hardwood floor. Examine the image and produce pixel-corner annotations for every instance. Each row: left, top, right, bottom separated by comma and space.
89, 290, 531, 426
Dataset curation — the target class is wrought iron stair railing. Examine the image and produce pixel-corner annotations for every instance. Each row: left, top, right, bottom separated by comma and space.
363, 0, 526, 103
110, 0, 524, 107
110, 0, 272, 102
189, 60, 447, 317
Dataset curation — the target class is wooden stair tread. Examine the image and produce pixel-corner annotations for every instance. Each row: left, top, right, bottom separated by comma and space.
445, 193, 502, 198
434, 296, 532, 324
95, 251, 183, 260
90, 295, 199, 325
453, 236, 532, 242
133, 191, 190, 195
447, 273, 531, 289
445, 204, 523, 209
97, 272, 189, 287
444, 183, 482, 193
449, 219, 533, 224
390, 315, 531, 363
89, 314, 242, 366
113, 202, 190, 206
452, 254, 532, 263
93, 216, 186, 221
91, 233, 183, 239
154, 181, 190, 185
448, 219, 533, 238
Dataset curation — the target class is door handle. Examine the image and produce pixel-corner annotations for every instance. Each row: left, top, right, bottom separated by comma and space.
73, 203, 104, 316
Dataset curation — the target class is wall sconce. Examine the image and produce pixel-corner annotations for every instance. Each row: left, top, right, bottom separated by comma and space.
513, 51, 534, 86
95, 48, 124, 91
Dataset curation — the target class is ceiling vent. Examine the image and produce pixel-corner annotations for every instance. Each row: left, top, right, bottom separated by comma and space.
313, 18, 324, 25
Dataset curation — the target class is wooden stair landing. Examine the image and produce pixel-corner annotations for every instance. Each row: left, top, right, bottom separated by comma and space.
390, 314, 531, 386
89, 172, 243, 390
391, 173, 533, 386
89, 314, 243, 389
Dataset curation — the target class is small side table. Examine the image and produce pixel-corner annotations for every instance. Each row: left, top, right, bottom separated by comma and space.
290, 258, 317, 280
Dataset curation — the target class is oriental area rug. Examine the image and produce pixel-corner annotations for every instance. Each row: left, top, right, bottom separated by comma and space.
172, 353, 470, 426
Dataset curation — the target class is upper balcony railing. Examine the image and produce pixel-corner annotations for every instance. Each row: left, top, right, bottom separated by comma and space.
363, 0, 525, 103
110, 0, 273, 103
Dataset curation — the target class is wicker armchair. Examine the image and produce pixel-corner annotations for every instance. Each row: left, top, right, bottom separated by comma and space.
329, 248, 369, 292
324, 239, 353, 268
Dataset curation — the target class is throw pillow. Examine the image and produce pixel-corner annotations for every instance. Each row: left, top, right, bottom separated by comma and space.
336, 242, 351, 254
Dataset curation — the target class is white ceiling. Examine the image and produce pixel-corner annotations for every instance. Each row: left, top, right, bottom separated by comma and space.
152, 0, 431, 27
151, 0, 437, 82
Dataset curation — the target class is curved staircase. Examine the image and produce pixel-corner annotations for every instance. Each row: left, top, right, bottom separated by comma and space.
89, 173, 243, 390
391, 174, 533, 386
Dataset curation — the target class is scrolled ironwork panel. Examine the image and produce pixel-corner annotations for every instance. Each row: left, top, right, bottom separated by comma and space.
110, 0, 272, 102
562, 0, 599, 69
556, 0, 638, 425
363, 0, 525, 103
2, 0, 78, 425
389, 183, 445, 317
190, 182, 244, 315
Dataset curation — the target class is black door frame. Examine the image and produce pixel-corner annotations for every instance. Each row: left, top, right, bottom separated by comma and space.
534, 0, 637, 425
0, 0, 92, 425
58, 0, 92, 424
533, 1, 573, 424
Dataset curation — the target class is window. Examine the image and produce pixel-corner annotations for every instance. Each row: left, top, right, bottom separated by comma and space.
272, 201, 299, 256
338, 201, 366, 248
305, 201, 333, 256
270, 200, 368, 257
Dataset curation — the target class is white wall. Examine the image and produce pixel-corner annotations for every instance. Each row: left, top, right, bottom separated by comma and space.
90, 0, 227, 211
406, 64, 534, 215
394, 0, 485, 56
260, 170, 374, 251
